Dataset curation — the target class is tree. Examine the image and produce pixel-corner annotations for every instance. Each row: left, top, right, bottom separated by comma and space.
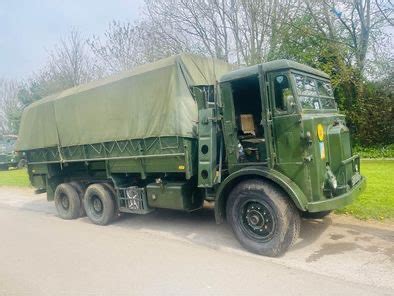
145, 0, 230, 60
46, 30, 101, 89
304, 0, 393, 74
88, 20, 187, 74
18, 30, 101, 106
0, 79, 21, 134
88, 21, 147, 73
144, 0, 301, 65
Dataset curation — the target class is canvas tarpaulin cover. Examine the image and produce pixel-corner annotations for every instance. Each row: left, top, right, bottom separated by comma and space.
17, 54, 233, 151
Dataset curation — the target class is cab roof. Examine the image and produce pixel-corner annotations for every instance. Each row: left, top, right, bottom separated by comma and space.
219, 59, 330, 82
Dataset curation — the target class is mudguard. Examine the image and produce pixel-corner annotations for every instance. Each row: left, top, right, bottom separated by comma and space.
214, 166, 308, 223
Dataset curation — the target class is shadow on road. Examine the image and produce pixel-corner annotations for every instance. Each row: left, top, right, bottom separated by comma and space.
18, 198, 394, 262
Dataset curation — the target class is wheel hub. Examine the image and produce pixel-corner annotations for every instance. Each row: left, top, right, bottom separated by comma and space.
241, 201, 275, 240
246, 210, 265, 227
93, 197, 103, 213
61, 194, 69, 209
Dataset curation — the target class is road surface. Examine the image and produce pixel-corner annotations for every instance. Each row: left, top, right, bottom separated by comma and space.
0, 187, 393, 295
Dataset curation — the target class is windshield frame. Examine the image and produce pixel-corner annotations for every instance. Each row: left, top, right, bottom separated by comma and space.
289, 70, 337, 113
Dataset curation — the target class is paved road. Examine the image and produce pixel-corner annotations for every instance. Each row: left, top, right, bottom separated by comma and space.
0, 187, 393, 296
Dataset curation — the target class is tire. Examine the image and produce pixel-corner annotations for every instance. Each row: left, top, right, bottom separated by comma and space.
302, 211, 331, 219
101, 183, 119, 217
226, 179, 300, 257
69, 181, 86, 217
285, 203, 301, 248
84, 183, 116, 225
54, 183, 81, 220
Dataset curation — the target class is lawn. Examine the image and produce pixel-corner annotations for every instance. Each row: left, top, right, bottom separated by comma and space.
0, 168, 31, 187
335, 160, 394, 220
0, 161, 393, 220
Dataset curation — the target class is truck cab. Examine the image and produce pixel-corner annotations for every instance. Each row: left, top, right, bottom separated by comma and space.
207, 60, 366, 255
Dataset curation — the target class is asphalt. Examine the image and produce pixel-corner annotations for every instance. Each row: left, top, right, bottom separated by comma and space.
0, 187, 393, 296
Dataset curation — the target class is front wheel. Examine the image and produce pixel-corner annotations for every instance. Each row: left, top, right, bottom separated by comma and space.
226, 180, 300, 257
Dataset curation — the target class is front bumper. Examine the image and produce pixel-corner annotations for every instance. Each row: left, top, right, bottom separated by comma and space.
306, 176, 366, 212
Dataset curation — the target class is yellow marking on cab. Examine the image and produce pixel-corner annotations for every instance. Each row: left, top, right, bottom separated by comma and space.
317, 124, 324, 141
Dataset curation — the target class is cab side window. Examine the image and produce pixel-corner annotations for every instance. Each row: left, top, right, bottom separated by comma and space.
274, 75, 291, 112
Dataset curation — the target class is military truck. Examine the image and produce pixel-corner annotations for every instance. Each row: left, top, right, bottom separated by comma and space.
0, 135, 24, 170
16, 54, 365, 256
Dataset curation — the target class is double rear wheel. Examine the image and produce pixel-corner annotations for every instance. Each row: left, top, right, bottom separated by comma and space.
54, 182, 117, 225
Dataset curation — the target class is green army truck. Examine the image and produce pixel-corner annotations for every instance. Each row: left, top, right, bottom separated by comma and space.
0, 135, 24, 170
16, 54, 366, 256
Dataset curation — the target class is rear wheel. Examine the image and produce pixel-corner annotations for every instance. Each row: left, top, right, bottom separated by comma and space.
54, 183, 81, 220
226, 179, 300, 257
84, 184, 115, 225
69, 181, 86, 217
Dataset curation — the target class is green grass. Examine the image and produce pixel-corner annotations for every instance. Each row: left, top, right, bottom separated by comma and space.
0, 168, 30, 187
336, 160, 394, 220
0, 161, 393, 220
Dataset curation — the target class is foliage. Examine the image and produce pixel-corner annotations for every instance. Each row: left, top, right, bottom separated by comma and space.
353, 144, 394, 158
336, 160, 394, 220
0, 79, 22, 134
349, 77, 394, 146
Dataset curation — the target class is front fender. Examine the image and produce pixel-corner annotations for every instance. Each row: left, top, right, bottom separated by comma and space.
214, 166, 308, 223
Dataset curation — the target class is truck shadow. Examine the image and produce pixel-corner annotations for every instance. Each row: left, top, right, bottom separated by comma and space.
19, 199, 393, 262
292, 218, 332, 251
109, 206, 242, 251
81, 205, 336, 255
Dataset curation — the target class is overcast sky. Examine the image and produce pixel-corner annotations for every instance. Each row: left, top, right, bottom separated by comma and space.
0, 0, 144, 80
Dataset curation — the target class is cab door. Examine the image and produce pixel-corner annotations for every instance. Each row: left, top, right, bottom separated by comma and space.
268, 72, 306, 185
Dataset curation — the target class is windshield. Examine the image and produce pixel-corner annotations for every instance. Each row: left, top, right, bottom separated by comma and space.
293, 74, 337, 111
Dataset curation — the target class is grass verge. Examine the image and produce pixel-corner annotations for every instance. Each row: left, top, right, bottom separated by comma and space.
335, 160, 394, 220
0, 168, 30, 187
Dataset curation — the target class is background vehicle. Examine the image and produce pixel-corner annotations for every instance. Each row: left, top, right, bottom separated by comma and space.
0, 135, 24, 170
16, 54, 366, 256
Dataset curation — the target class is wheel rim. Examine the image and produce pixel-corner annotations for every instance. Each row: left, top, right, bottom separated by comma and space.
60, 193, 69, 210
91, 195, 103, 216
239, 200, 276, 241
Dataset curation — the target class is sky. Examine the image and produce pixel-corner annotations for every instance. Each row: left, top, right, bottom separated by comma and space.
0, 0, 144, 80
